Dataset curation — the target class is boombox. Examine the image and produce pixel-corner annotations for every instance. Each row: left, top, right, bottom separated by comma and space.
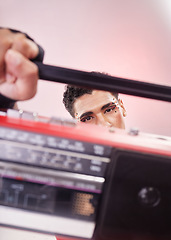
0, 63, 171, 240
0, 108, 171, 240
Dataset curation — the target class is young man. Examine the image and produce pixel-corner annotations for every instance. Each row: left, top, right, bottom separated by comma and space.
63, 85, 127, 129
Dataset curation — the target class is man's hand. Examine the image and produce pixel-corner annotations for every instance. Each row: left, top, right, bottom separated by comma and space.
0, 28, 39, 100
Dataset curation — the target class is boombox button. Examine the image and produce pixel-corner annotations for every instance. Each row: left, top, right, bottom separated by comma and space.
138, 187, 161, 207
7, 109, 38, 120
49, 117, 76, 127
128, 127, 139, 136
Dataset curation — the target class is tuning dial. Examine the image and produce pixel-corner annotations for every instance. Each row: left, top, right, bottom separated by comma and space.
138, 187, 161, 207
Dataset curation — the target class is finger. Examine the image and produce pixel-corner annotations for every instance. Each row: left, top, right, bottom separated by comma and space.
0, 29, 13, 78
0, 49, 38, 100
12, 33, 39, 59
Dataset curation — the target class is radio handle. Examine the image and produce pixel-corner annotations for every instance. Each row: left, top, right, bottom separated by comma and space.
33, 61, 171, 102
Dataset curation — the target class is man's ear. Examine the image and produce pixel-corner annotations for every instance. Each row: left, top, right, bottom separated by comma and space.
118, 99, 127, 117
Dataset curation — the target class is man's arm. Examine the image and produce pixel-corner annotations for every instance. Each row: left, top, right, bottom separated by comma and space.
0, 28, 44, 108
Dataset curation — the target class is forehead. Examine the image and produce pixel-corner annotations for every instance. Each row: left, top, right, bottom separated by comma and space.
74, 90, 116, 115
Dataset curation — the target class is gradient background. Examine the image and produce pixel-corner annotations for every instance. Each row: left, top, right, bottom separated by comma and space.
0, 1, 171, 239
1, 0, 171, 136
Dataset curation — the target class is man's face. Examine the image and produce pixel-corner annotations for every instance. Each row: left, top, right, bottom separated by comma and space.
73, 90, 126, 129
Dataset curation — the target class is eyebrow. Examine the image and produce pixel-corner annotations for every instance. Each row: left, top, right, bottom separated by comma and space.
79, 102, 115, 119
101, 102, 113, 111
80, 111, 93, 119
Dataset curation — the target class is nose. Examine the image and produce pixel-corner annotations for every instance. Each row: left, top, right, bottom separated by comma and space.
96, 114, 111, 127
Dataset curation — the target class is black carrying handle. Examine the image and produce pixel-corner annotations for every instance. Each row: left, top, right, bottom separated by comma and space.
34, 61, 171, 102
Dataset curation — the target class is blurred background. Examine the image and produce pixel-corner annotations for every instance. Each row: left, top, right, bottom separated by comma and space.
0, 0, 171, 136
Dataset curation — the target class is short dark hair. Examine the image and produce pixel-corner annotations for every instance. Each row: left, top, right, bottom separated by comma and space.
63, 85, 118, 118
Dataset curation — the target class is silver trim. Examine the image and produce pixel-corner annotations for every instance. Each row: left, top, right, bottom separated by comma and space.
0, 205, 95, 238
0, 161, 104, 183
0, 139, 110, 163
0, 161, 104, 191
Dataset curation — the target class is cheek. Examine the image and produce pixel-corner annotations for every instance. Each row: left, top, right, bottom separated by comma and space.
107, 110, 125, 128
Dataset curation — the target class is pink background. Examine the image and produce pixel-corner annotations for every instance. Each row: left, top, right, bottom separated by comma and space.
1, 0, 171, 136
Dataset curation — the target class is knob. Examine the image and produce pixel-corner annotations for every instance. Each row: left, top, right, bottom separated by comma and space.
138, 187, 160, 207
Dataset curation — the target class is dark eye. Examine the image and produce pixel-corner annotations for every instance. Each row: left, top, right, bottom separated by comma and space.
80, 116, 94, 123
104, 105, 116, 114
105, 108, 112, 113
